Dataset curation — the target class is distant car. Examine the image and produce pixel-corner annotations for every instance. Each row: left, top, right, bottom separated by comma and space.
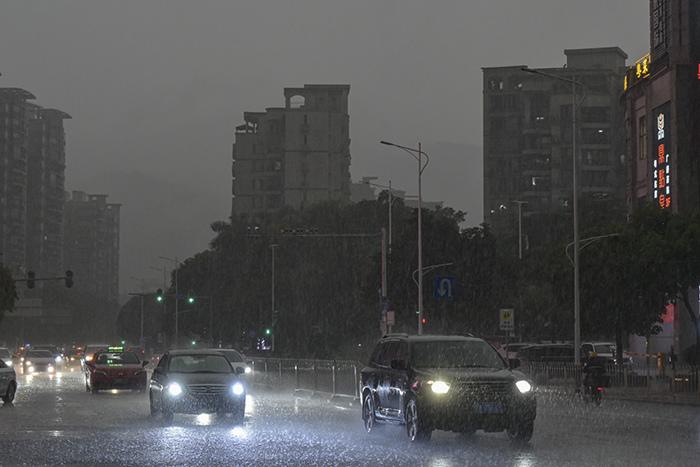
85, 350, 148, 393
0, 347, 13, 368
361, 334, 537, 443
581, 342, 633, 366
204, 348, 251, 376
32, 345, 65, 367
23, 349, 56, 373
0, 358, 17, 404
149, 350, 247, 423
502, 343, 534, 361
515, 344, 575, 365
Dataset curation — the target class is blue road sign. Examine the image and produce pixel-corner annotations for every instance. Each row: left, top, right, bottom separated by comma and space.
434, 276, 456, 299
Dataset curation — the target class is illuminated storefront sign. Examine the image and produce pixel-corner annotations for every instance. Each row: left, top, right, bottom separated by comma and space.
624, 54, 651, 91
653, 105, 671, 209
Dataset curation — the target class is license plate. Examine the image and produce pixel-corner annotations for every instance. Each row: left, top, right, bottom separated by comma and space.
475, 402, 504, 414
114, 379, 127, 384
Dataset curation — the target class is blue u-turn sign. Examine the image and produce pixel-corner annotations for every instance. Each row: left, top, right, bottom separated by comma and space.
433, 276, 455, 300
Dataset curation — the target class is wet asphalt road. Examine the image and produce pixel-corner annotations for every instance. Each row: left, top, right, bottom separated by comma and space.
0, 369, 699, 466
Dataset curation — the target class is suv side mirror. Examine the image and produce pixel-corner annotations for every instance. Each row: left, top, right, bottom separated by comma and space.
390, 359, 406, 370
508, 358, 521, 369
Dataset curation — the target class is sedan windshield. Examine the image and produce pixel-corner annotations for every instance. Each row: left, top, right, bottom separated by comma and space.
27, 350, 52, 359
412, 341, 506, 369
95, 352, 139, 365
168, 354, 232, 373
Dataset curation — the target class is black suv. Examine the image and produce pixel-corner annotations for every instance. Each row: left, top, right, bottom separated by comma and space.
360, 334, 536, 443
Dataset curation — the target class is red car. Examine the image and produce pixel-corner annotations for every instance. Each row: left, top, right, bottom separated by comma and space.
85, 349, 148, 393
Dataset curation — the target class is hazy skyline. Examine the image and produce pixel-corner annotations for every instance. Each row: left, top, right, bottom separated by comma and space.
1, 1, 650, 295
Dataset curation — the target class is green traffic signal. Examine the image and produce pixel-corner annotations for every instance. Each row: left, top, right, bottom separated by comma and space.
156, 296, 163, 303
265, 328, 272, 336
156, 288, 164, 302
188, 296, 195, 304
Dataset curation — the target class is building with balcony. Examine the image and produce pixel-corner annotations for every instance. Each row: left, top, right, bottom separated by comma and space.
26, 105, 71, 277
482, 48, 628, 246
0, 87, 35, 272
231, 84, 351, 220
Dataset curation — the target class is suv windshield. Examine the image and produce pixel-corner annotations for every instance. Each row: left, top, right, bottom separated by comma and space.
412, 340, 505, 369
95, 352, 139, 365
27, 350, 53, 359
168, 354, 232, 373
221, 350, 243, 362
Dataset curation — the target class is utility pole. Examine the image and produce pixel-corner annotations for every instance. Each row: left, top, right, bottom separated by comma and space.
159, 256, 180, 348
381, 228, 388, 333
127, 293, 146, 346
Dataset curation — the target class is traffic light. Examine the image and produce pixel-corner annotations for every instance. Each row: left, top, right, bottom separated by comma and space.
421, 317, 428, 326
191, 340, 196, 346
187, 295, 195, 304
27, 271, 35, 289
64, 270, 74, 288
264, 328, 272, 336
156, 289, 164, 302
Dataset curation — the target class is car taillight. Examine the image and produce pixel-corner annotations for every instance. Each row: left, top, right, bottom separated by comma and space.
596, 387, 604, 392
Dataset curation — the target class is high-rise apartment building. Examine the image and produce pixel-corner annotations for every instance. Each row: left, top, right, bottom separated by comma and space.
232, 84, 351, 220
64, 191, 121, 302
26, 105, 71, 277
482, 48, 628, 244
0, 88, 35, 272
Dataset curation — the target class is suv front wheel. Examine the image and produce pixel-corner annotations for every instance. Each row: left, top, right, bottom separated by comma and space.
362, 392, 376, 433
405, 398, 432, 442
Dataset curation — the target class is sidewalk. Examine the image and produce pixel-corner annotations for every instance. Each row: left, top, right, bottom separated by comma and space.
542, 385, 700, 407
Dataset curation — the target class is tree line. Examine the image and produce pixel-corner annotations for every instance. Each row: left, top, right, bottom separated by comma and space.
115, 197, 700, 362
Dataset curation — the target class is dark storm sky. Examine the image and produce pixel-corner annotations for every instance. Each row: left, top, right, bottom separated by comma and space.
0, 1, 649, 294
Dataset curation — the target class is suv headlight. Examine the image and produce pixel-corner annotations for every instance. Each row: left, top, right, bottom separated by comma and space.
4, 360, 12, 367
232, 382, 245, 396
167, 382, 183, 397
244, 366, 252, 374
515, 380, 532, 394
430, 380, 450, 394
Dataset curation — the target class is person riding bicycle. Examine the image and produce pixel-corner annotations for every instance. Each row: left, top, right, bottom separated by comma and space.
582, 351, 609, 393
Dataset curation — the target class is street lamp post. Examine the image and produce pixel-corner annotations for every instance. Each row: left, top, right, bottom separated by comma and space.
270, 244, 278, 352
513, 201, 527, 260
521, 67, 585, 372
159, 256, 180, 348
380, 140, 430, 335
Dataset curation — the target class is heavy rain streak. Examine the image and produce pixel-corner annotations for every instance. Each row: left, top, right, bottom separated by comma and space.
1, 1, 699, 466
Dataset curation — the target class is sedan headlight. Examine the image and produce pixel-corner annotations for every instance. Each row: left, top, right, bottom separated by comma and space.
244, 366, 252, 374
167, 382, 183, 397
430, 380, 450, 394
47, 365, 54, 373
231, 382, 245, 396
55, 356, 63, 363
515, 380, 532, 394
24, 360, 31, 366
4, 360, 12, 367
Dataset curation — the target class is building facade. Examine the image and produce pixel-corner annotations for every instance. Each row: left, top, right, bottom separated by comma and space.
0, 88, 35, 272
63, 191, 121, 302
26, 105, 71, 277
232, 84, 351, 220
483, 48, 628, 245
624, 0, 700, 357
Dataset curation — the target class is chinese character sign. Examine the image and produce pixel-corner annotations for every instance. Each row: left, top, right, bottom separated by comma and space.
653, 105, 671, 209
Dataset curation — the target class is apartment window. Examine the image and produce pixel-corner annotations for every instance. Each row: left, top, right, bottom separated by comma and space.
639, 116, 648, 160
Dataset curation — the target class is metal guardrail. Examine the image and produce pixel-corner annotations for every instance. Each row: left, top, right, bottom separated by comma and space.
522, 362, 700, 393
243, 357, 700, 397
247, 357, 363, 399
